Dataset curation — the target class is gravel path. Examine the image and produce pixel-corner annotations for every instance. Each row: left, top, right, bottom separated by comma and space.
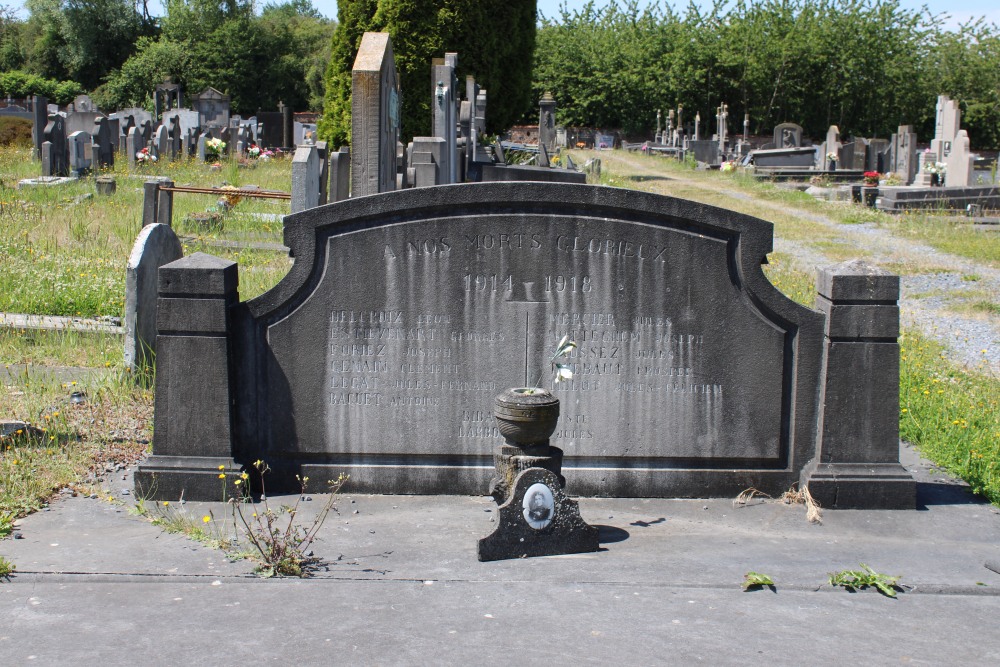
603, 152, 1000, 373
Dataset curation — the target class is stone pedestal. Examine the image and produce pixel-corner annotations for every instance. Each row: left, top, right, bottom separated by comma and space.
134, 253, 240, 501
479, 388, 599, 561
95, 176, 116, 196
803, 260, 916, 509
478, 467, 600, 562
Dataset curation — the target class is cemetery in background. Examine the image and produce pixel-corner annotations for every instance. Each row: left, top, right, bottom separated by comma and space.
1, 2, 1000, 564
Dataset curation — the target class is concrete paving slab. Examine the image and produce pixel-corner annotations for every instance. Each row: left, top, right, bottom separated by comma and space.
2, 442, 1000, 664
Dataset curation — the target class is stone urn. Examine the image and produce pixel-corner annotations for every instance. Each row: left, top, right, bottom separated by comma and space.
489, 388, 565, 502
493, 388, 560, 444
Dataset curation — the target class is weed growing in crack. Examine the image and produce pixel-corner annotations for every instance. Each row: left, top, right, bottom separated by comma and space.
232, 460, 348, 577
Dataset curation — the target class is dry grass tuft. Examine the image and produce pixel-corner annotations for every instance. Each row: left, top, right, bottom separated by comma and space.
734, 483, 822, 523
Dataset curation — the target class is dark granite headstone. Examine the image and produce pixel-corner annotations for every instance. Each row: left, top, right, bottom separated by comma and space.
138, 183, 831, 500
31, 95, 49, 158
257, 111, 284, 148
42, 114, 67, 176
92, 116, 114, 169
773, 123, 803, 148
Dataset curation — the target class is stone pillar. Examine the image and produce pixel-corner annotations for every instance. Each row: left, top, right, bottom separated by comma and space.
431, 58, 456, 184
538, 92, 557, 152
134, 253, 240, 501
157, 179, 174, 227
350, 32, 401, 197
32, 94, 49, 160
142, 181, 159, 226
803, 260, 916, 509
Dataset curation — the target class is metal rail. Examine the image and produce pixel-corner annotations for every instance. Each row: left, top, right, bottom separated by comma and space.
158, 186, 291, 200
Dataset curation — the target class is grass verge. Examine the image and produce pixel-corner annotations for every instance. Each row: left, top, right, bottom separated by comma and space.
900, 332, 1000, 504
1, 368, 151, 521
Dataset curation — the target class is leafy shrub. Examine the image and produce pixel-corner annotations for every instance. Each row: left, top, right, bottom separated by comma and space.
0, 117, 32, 147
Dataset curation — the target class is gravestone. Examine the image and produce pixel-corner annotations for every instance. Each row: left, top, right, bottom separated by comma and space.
687, 139, 720, 165
867, 138, 890, 173
848, 137, 867, 171
65, 110, 103, 135
915, 152, 936, 187
118, 115, 135, 154
111, 108, 153, 131
154, 79, 183, 122
431, 55, 457, 184
945, 130, 974, 187
67, 131, 92, 175
823, 126, 841, 166
257, 111, 284, 148
279, 101, 294, 148
196, 131, 210, 162
41, 115, 68, 177
475, 88, 487, 136
773, 123, 802, 149
31, 95, 49, 159
192, 87, 231, 128
92, 117, 114, 169
136, 181, 897, 505
329, 146, 351, 202
291, 143, 322, 213
168, 115, 184, 158
538, 92, 557, 152
351, 32, 401, 197
316, 141, 329, 205
138, 120, 153, 149
930, 94, 961, 161
153, 124, 169, 160
124, 224, 183, 372
892, 125, 918, 184
71, 94, 96, 113
409, 136, 446, 187
126, 127, 139, 167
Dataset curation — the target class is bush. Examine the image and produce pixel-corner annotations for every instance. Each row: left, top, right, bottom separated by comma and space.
0, 117, 32, 147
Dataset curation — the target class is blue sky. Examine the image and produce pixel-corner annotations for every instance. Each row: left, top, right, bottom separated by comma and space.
7, 0, 1000, 28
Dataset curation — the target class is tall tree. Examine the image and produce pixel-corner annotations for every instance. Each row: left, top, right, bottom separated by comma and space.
319, 0, 537, 146
62, 0, 154, 89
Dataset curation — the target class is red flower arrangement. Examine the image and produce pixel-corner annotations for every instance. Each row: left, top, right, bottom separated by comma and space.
863, 171, 880, 186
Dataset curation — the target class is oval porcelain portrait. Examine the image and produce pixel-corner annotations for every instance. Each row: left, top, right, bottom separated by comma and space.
522, 483, 555, 530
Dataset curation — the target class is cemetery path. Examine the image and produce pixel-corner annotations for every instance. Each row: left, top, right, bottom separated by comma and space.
600, 152, 1000, 373
3, 445, 1000, 664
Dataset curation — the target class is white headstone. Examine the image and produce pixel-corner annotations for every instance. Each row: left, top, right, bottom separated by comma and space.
944, 130, 974, 187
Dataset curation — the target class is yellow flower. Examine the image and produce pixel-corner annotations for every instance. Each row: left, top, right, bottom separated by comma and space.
234, 479, 242, 486
202, 516, 211, 523
162, 501, 169, 506
240, 472, 249, 480
218, 464, 225, 471
901, 408, 908, 413
218, 473, 225, 479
